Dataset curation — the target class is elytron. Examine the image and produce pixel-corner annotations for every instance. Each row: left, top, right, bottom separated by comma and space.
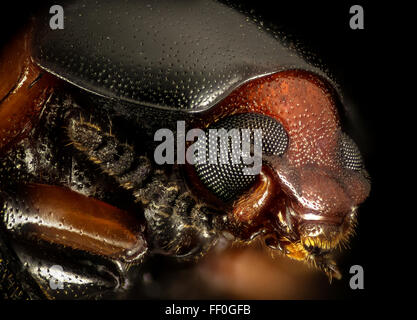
0, 0, 370, 299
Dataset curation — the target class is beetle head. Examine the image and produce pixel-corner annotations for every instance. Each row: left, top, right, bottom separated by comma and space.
190, 70, 371, 278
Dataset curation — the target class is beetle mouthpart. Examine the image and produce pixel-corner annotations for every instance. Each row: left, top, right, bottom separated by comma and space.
324, 262, 342, 282
301, 236, 334, 253
308, 254, 342, 282
276, 237, 342, 281
298, 207, 358, 252
267, 206, 345, 280
298, 212, 345, 225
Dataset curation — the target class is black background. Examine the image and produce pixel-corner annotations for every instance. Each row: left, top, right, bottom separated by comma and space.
0, 0, 394, 305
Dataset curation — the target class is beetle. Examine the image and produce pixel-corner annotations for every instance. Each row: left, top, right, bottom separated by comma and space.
0, 0, 370, 299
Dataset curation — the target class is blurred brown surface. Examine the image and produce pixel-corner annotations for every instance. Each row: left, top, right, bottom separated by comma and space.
195, 242, 331, 299
132, 238, 347, 300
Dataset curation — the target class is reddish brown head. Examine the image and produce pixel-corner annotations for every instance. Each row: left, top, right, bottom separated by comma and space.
189, 70, 371, 278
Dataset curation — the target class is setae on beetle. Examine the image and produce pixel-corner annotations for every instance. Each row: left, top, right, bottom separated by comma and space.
0, 0, 370, 299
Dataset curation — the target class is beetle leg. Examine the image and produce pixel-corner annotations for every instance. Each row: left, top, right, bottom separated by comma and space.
0, 183, 149, 298
1, 183, 148, 264
6, 239, 124, 299
139, 173, 219, 259
67, 117, 152, 191
67, 117, 221, 260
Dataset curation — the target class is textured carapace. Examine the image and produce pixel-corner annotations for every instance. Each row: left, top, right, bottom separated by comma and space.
31, 0, 334, 133
188, 70, 371, 278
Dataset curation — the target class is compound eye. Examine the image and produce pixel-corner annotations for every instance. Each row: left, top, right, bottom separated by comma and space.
339, 132, 364, 171
194, 113, 288, 202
